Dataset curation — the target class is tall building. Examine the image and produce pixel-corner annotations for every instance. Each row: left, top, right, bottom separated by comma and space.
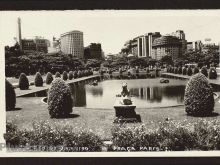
147, 32, 162, 58
171, 30, 187, 56
34, 37, 49, 53
152, 35, 181, 60
60, 30, 84, 58
84, 43, 102, 59
21, 37, 49, 53
122, 32, 161, 58
21, 39, 36, 52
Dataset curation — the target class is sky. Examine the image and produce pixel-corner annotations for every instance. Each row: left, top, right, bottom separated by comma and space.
1, 10, 220, 54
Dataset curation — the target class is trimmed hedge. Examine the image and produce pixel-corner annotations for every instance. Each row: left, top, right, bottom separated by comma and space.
62, 71, 68, 81
5, 121, 103, 151
68, 71, 74, 80
48, 78, 73, 118
193, 67, 199, 74
6, 80, 16, 111
111, 119, 220, 151
187, 67, 193, 76
209, 67, 217, 79
55, 72, 61, 78
45, 72, 53, 85
18, 73, 29, 90
184, 73, 214, 116
201, 66, 208, 77
182, 67, 187, 75
34, 72, 43, 87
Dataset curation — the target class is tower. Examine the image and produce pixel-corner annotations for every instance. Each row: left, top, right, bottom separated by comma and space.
18, 17, 22, 50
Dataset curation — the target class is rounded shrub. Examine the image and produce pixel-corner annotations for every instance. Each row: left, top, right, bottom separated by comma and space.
48, 78, 73, 118
184, 73, 214, 116
182, 67, 187, 75
55, 72, 61, 78
193, 67, 199, 74
18, 73, 29, 90
34, 72, 43, 87
187, 67, 193, 76
6, 80, 16, 111
178, 67, 182, 74
45, 72, 53, 85
62, 71, 68, 81
209, 67, 217, 79
201, 66, 208, 77
68, 71, 74, 80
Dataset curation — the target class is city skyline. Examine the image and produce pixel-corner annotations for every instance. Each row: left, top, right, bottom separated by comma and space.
1, 10, 220, 54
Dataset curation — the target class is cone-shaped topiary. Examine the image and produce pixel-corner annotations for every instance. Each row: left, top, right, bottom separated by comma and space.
182, 67, 187, 75
6, 79, 16, 111
187, 67, 193, 76
209, 67, 217, 79
48, 78, 73, 118
62, 71, 68, 81
84, 70, 88, 76
171, 67, 175, 73
68, 71, 74, 80
81, 70, 85, 77
178, 67, 182, 74
174, 67, 178, 74
73, 71, 78, 79
77, 70, 82, 78
34, 72, 43, 87
18, 73, 29, 90
184, 73, 214, 116
45, 72, 53, 84
55, 72, 61, 78
193, 67, 199, 74
201, 66, 208, 77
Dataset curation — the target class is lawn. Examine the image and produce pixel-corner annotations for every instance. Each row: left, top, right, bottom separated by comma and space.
6, 95, 220, 140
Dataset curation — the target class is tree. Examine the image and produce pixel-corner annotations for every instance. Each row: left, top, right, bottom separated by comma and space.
160, 55, 173, 66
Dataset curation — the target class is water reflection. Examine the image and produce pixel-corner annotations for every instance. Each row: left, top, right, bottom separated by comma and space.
129, 86, 185, 104
83, 79, 187, 109
69, 82, 86, 107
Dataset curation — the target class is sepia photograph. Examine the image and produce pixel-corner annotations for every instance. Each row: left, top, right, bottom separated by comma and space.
1, 10, 220, 155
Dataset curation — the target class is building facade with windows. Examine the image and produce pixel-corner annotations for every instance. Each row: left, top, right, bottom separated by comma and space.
121, 32, 161, 58
171, 30, 187, 56
60, 30, 84, 58
152, 35, 181, 60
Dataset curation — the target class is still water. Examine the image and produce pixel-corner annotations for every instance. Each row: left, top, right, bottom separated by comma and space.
69, 78, 188, 109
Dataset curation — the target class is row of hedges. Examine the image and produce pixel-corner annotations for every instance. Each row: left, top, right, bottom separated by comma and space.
17, 69, 94, 90
5, 121, 103, 151
5, 119, 220, 151
167, 66, 218, 79
111, 119, 220, 151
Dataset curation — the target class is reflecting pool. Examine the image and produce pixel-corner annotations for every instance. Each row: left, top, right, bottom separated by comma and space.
69, 78, 188, 109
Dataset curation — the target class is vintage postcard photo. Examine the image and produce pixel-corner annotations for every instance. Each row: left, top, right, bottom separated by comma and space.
1, 10, 220, 155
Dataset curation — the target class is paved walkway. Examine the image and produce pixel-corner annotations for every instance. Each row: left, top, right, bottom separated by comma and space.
15, 75, 99, 97
161, 73, 220, 86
